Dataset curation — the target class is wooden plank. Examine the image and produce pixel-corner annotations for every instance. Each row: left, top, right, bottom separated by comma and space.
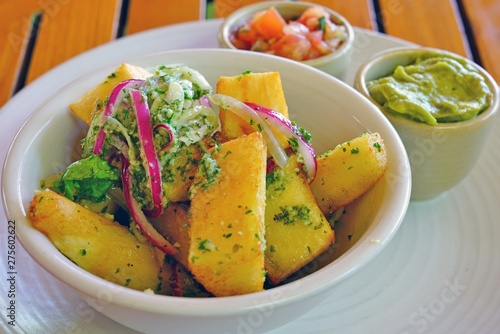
311, 0, 376, 30
214, 0, 262, 18
213, 0, 375, 30
461, 0, 500, 84
0, 0, 41, 21
0, 17, 32, 106
0, 0, 41, 106
378, 0, 470, 58
26, 0, 121, 84
127, 0, 205, 34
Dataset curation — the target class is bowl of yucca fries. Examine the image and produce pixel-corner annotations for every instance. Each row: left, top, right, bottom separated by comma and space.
2, 48, 411, 334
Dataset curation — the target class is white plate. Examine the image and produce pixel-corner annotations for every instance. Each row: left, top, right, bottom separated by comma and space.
1, 19, 499, 334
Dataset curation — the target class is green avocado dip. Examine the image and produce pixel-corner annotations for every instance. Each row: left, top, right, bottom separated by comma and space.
366, 53, 493, 125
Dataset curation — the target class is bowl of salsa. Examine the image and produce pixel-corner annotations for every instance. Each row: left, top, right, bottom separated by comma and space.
218, 1, 355, 79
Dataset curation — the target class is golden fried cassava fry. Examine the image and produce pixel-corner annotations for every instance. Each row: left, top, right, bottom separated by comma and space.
29, 189, 162, 291
311, 132, 388, 215
265, 154, 335, 285
69, 63, 152, 125
188, 132, 267, 296
216, 71, 289, 140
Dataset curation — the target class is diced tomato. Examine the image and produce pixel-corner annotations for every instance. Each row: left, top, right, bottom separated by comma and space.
297, 6, 329, 30
271, 34, 312, 61
230, 35, 251, 50
312, 40, 332, 56
307, 30, 323, 44
252, 7, 287, 40
306, 47, 322, 60
229, 5, 346, 61
236, 22, 259, 45
307, 31, 331, 56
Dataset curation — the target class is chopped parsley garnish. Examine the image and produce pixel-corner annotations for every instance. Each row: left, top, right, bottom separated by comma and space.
194, 153, 221, 191
273, 205, 311, 225
266, 168, 286, 195
198, 239, 217, 252
292, 121, 312, 143
288, 137, 299, 154
318, 16, 326, 31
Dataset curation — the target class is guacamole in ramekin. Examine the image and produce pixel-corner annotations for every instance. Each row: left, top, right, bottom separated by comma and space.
366, 53, 493, 125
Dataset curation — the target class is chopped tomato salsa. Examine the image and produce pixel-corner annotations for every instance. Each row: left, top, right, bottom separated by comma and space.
230, 6, 348, 61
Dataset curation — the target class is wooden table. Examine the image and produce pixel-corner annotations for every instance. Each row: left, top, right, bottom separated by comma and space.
1, 0, 498, 109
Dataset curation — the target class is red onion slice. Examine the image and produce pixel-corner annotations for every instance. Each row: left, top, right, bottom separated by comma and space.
245, 102, 317, 182
207, 94, 289, 169
153, 123, 176, 153
130, 89, 163, 218
199, 95, 212, 108
93, 79, 145, 155
121, 156, 177, 255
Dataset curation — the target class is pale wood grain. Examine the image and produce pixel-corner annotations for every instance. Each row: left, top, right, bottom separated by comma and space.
0, 17, 32, 106
214, 0, 263, 18
127, 0, 205, 34
0, 0, 41, 106
311, 0, 376, 30
3, 0, 498, 110
214, 0, 375, 30
462, 0, 500, 84
379, 0, 470, 58
26, 0, 121, 84
0, 0, 41, 20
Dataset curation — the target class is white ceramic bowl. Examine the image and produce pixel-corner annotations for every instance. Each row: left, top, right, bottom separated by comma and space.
2, 49, 410, 334
355, 47, 499, 201
218, 1, 355, 79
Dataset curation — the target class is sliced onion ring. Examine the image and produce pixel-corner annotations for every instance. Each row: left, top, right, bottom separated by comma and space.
199, 95, 212, 108
153, 123, 176, 153
93, 79, 145, 155
121, 156, 177, 255
130, 89, 163, 218
207, 94, 289, 169
245, 102, 317, 183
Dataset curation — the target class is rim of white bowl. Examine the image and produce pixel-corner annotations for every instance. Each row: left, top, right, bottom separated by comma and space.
2, 48, 411, 317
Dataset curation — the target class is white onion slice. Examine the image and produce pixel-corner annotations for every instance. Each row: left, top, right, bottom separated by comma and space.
207, 94, 289, 169
245, 102, 317, 182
